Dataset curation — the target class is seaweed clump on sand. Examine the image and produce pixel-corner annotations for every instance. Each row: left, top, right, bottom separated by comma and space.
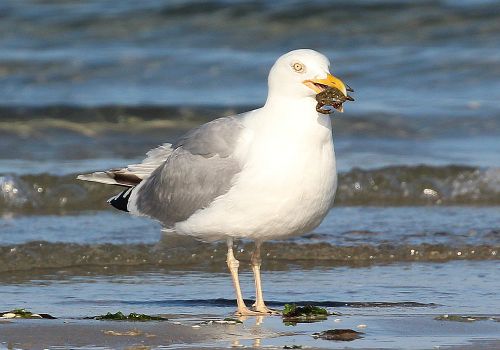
92, 311, 167, 321
313, 329, 363, 341
282, 304, 328, 324
0, 308, 56, 319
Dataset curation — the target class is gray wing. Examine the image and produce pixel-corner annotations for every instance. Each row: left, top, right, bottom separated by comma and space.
133, 116, 245, 226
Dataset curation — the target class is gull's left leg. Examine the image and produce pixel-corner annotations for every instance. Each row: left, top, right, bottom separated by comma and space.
251, 241, 280, 315
227, 238, 262, 316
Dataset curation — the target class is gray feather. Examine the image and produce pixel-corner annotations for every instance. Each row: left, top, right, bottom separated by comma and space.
174, 117, 244, 157
134, 116, 244, 226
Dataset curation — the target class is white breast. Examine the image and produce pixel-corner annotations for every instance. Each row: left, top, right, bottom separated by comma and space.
176, 104, 337, 242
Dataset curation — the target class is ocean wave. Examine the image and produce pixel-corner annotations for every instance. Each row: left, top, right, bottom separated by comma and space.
336, 165, 500, 205
0, 165, 499, 215
0, 106, 498, 138
0, 240, 497, 273
0, 105, 231, 137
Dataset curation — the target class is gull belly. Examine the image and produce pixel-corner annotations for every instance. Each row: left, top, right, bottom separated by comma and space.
175, 105, 337, 241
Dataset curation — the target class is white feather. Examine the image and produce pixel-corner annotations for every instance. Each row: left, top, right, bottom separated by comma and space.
77, 143, 173, 186
126, 143, 173, 179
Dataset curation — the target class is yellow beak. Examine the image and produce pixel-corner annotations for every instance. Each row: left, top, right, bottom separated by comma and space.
303, 73, 348, 96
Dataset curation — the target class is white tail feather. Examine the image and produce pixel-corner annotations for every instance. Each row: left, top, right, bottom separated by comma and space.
77, 172, 126, 186
77, 143, 173, 187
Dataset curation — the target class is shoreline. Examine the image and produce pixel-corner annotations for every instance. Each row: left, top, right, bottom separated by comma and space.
1, 313, 499, 350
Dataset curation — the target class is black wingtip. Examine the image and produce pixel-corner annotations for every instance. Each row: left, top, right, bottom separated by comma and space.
108, 187, 134, 212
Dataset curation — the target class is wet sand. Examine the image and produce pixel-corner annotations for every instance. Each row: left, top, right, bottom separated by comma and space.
1, 312, 499, 349
1, 260, 499, 349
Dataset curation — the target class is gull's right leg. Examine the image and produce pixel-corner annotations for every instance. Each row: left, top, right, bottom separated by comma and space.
251, 241, 280, 315
226, 238, 261, 316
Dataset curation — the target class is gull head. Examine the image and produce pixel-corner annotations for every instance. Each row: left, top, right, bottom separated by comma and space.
267, 49, 353, 112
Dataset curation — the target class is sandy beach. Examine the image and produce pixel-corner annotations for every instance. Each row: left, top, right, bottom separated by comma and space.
1, 312, 500, 349
1, 247, 499, 349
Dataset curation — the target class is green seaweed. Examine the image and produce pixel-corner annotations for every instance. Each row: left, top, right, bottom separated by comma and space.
10, 308, 33, 318
93, 311, 167, 321
282, 304, 328, 325
282, 304, 328, 317
0, 308, 56, 319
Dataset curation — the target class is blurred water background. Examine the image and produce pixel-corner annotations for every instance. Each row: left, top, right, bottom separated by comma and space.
0, 1, 499, 344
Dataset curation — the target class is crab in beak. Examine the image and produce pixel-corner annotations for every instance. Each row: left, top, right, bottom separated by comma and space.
303, 73, 354, 113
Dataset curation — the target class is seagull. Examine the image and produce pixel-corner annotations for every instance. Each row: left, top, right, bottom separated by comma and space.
78, 49, 353, 316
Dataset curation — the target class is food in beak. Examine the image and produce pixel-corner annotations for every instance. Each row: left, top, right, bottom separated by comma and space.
315, 86, 355, 114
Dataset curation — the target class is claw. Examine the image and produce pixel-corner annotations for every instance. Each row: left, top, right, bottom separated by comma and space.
235, 307, 272, 316
252, 306, 281, 315
234, 306, 281, 316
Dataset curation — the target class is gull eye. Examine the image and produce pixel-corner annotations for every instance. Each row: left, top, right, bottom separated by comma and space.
292, 62, 305, 73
